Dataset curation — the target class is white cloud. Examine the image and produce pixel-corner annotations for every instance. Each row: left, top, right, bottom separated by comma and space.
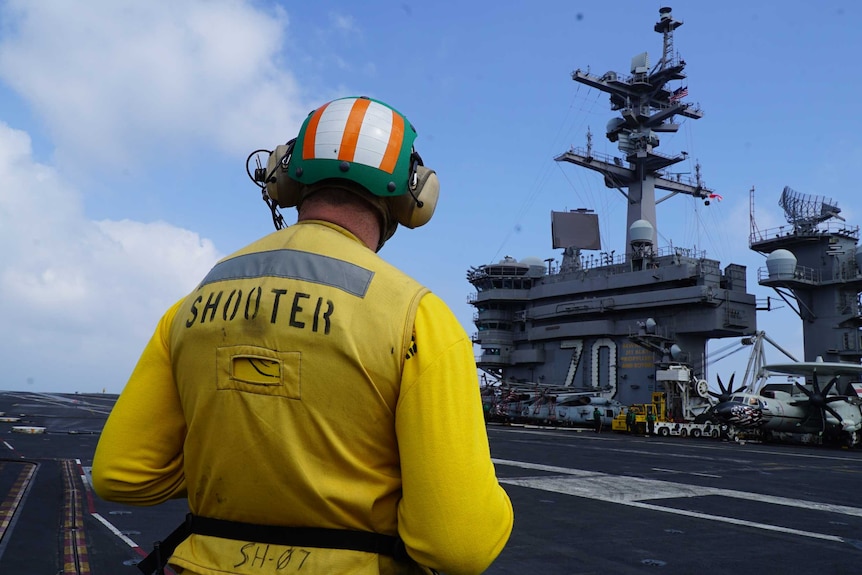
330, 12, 358, 33
0, 121, 222, 392
0, 0, 309, 173
0, 0, 333, 392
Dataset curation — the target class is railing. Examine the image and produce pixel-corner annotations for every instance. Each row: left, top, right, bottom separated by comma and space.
542, 246, 709, 283
572, 67, 703, 113
559, 145, 619, 166
560, 147, 706, 192
750, 222, 860, 245
756, 265, 820, 284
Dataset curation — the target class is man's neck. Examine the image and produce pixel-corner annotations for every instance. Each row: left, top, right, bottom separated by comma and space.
298, 202, 381, 251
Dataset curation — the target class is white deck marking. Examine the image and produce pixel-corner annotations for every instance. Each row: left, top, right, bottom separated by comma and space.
493, 458, 862, 543
91, 512, 140, 548
652, 467, 723, 478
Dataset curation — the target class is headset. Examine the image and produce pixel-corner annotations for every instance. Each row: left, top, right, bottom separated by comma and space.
249, 97, 439, 235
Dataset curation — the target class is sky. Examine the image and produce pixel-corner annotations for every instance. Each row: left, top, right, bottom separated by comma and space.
0, 0, 860, 394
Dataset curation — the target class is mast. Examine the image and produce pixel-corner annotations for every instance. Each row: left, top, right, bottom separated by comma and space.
555, 6, 711, 258
655, 5, 682, 72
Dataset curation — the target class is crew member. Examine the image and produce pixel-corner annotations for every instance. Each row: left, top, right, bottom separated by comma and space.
647, 410, 657, 436
92, 96, 514, 575
626, 408, 636, 434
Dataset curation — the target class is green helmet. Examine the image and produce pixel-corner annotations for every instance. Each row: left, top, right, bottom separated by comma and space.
258, 96, 440, 249
285, 96, 418, 201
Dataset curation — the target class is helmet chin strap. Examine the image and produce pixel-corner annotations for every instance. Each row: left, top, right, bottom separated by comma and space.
263, 189, 286, 230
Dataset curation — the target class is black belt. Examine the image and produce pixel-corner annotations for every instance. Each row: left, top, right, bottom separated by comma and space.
138, 513, 410, 574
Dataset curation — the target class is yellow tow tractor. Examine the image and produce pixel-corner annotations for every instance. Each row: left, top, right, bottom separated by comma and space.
613, 391, 722, 438
612, 392, 666, 434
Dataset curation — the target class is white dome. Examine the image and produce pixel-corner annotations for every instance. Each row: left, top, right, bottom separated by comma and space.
766, 249, 797, 279
629, 219, 654, 245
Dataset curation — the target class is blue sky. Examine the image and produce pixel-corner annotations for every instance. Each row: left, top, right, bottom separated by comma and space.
0, 0, 859, 393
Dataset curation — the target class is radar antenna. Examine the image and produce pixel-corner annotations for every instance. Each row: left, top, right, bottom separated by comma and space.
778, 186, 844, 232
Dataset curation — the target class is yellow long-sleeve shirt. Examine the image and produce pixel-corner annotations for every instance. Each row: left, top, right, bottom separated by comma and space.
92, 221, 513, 575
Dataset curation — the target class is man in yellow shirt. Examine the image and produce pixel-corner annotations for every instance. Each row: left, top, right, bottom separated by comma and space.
92, 96, 513, 575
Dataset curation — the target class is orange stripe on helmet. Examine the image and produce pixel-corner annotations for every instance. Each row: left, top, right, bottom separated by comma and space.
302, 103, 329, 159
379, 110, 404, 174
338, 98, 371, 162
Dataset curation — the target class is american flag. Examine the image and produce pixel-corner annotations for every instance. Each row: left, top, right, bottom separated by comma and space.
669, 86, 688, 102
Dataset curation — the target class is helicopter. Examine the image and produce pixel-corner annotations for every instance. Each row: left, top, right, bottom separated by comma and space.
710, 361, 862, 447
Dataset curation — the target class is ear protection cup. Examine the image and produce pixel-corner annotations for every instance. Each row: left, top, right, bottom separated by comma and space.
265, 142, 303, 208
389, 165, 439, 228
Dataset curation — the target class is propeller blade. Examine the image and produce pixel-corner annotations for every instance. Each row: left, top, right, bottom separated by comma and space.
823, 404, 845, 423
822, 376, 839, 396
710, 372, 737, 403
796, 371, 849, 427
794, 382, 814, 399
715, 373, 727, 394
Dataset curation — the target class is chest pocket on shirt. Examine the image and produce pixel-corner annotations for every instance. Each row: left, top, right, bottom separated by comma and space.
217, 345, 301, 399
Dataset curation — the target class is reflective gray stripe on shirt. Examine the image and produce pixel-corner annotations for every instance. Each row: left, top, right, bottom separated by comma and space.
199, 249, 374, 297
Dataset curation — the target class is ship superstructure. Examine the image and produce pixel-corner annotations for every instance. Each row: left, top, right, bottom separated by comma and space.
469, 7, 758, 413
751, 186, 862, 364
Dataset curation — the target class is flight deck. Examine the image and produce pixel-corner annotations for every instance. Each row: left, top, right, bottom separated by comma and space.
2, 391, 862, 574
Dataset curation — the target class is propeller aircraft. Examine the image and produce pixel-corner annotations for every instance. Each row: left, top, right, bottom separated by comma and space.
710, 362, 862, 447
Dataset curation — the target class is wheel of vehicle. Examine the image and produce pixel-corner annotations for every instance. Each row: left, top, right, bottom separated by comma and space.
658, 427, 670, 437
711, 429, 719, 438
695, 379, 710, 399
680, 429, 688, 437
691, 428, 702, 438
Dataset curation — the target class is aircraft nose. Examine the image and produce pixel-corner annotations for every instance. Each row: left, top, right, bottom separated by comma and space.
713, 402, 735, 421
713, 402, 763, 427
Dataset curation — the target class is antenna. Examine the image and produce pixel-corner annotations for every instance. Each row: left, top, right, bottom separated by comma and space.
778, 186, 843, 231
749, 186, 760, 244
654, 6, 683, 71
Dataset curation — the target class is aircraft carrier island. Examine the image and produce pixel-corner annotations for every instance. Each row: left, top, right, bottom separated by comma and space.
468, 6, 757, 417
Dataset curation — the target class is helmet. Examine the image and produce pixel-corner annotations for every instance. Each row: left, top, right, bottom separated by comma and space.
261, 96, 439, 240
